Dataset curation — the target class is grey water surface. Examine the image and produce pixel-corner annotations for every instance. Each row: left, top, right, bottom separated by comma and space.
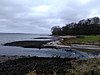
0, 33, 99, 59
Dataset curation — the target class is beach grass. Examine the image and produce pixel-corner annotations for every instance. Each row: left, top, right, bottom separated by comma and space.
69, 58, 100, 75
27, 57, 100, 75
62, 35, 100, 45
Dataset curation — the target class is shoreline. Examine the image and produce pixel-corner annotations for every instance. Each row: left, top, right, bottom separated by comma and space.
0, 55, 27, 63
3, 35, 100, 50
2, 35, 100, 58
0, 55, 99, 75
0, 35, 100, 75
3, 40, 100, 50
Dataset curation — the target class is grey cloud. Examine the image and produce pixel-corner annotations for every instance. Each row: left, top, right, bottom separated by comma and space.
0, 0, 100, 34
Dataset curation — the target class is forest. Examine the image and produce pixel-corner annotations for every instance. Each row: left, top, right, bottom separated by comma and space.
51, 17, 100, 35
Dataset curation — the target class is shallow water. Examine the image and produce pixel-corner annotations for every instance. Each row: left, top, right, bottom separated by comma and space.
0, 33, 99, 59
0, 46, 96, 59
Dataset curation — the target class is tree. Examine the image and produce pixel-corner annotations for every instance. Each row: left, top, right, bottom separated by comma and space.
51, 17, 100, 35
51, 26, 62, 35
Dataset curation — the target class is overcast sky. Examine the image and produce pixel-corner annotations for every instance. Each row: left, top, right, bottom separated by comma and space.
0, 0, 100, 34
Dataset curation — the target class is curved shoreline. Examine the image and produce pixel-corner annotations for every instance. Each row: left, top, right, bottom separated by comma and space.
3, 39, 100, 50
2, 35, 100, 57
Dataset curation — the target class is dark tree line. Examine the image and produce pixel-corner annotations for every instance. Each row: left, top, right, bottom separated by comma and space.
51, 17, 100, 35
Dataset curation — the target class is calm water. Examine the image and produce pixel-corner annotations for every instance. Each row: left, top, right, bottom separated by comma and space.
0, 33, 51, 44
0, 33, 98, 59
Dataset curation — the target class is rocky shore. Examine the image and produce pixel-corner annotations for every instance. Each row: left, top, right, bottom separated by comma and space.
0, 56, 100, 75
4, 40, 51, 48
3, 36, 100, 50
0, 55, 25, 63
1, 35, 100, 75
0, 56, 75, 75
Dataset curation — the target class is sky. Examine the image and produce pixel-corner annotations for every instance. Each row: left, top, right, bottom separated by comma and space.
0, 0, 100, 34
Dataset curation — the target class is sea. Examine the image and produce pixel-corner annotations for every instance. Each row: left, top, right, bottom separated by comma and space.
0, 33, 98, 59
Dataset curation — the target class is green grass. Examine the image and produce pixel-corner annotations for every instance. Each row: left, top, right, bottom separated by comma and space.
62, 35, 100, 55
76, 35, 100, 42
62, 35, 100, 45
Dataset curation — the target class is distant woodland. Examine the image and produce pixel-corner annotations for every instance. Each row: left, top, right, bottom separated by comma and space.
51, 17, 100, 35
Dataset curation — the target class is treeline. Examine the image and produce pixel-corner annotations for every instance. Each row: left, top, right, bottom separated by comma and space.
51, 17, 100, 35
